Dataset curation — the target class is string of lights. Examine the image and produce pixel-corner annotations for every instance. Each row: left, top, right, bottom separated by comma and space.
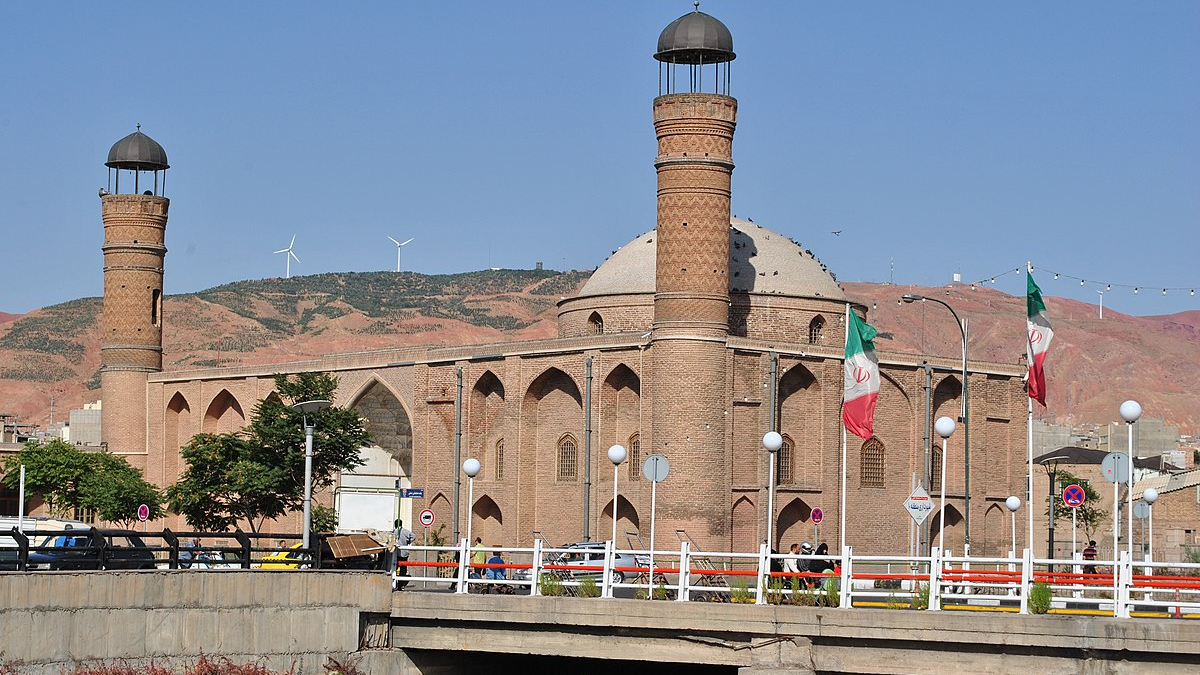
966, 265, 1195, 297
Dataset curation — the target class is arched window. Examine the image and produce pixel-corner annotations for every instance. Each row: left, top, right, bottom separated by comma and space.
588, 312, 604, 335
860, 438, 884, 488
557, 434, 578, 482
627, 433, 641, 480
808, 316, 825, 344
777, 434, 795, 485
931, 446, 942, 488
495, 439, 505, 480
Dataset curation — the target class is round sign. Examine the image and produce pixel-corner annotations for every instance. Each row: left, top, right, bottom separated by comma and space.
136, 504, 150, 522
1100, 452, 1130, 484
643, 454, 670, 483
1133, 501, 1151, 521
1062, 484, 1086, 509
418, 508, 435, 527
811, 507, 824, 525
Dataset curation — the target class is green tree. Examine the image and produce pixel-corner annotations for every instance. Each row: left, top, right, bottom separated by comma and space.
0, 438, 164, 524
166, 372, 370, 532
1046, 469, 1108, 541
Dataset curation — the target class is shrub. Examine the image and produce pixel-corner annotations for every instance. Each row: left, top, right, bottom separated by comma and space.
729, 579, 753, 603
539, 572, 565, 597
822, 574, 841, 607
1029, 581, 1053, 614
578, 575, 600, 598
913, 583, 930, 610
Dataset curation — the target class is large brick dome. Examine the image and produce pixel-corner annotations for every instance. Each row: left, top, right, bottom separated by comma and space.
576, 217, 844, 300
558, 217, 848, 339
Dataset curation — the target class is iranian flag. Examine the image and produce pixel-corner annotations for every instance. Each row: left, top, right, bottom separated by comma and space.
843, 308, 880, 439
1026, 270, 1053, 406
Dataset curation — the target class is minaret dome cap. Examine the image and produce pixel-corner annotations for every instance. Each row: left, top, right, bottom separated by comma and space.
106, 127, 169, 171
654, 5, 735, 65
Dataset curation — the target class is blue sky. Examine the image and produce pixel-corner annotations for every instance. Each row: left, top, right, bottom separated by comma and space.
2, 1, 1196, 316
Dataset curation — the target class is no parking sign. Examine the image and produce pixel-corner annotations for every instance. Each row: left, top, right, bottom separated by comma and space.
811, 507, 824, 524
1062, 484, 1086, 508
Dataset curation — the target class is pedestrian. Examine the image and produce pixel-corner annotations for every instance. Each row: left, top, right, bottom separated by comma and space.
1082, 540, 1098, 575
813, 542, 832, 574
798, 541, 814, 588
484, 550, 509, 594
393, 519, 416, 590
782, 543, 801, 590
180, 536, 197, 569
471, 537, 487, 580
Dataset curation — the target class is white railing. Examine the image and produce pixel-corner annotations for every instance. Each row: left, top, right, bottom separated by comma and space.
391, 540, 1200, 618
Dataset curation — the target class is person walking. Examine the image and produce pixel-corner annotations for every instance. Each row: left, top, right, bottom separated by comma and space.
1082, 540, 1098, 575
393, 519, 416, 590
471, 537, 487, 580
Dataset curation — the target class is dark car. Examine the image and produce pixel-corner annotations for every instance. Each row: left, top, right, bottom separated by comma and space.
30, 529, 157, 571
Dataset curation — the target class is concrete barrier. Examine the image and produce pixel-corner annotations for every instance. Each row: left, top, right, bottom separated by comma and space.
0, 571, 391, 675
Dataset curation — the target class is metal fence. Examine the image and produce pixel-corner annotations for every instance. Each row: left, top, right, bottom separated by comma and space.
393, 539, 1200, 618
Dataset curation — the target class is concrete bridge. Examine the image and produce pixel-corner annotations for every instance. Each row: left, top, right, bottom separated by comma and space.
2, 571, 1197, 674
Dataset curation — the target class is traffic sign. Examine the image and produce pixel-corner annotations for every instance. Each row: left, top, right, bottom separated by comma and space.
136, 504, 149, 522
903, 486, 933, 525
811, 507, 824, 525
1101, 452, 1130, 484
1062, 484, 1086, 508
1133, 501, 1151, 520
418, 509, 435, 527
643, 454, 670, 483
400, 488, 425, 499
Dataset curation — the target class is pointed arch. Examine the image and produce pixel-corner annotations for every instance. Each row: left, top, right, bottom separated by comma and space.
469, 370, 506, 472
557, 433, 579, 482
983, 502, 1007, 557
776, 498, 812, 550
471, 494, 504, 546
860, 438, 885, 488
524, 367, 582, 407
164, 392, 191, 480
521, 367, 584, 499
429, 493, 451, 535
601, 495, 640, 541
347, 377, 413, 477
262, 391, 282, 405
929, 504, 965, 554
808, 315, 826, 344
204, 389, 245, 433
588, 311, 604, 335
732, 495, 757, 553
779, 363, 820, 486
627, 432, 641, 481
601, 363, 641, 460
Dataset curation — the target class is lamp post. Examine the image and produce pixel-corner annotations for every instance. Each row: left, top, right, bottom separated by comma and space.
1119, 400, 1141, 560
1142, 488, 1158, 561
462, 458, 481, 551
934, 416, 956, 551
608, 444, 627, 546
763, 432, 783, 551
1005, 496, 1021, 556
1040, 455, 1068, 571
902, 294, 971, 549
292, 399, 332, 551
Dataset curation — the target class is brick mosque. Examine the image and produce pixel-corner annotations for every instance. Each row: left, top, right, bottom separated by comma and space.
96, 8, 1029, 555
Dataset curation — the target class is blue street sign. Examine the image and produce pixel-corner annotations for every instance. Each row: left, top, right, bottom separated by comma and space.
400, 488, 425, 499
1062, 484, 1086, 508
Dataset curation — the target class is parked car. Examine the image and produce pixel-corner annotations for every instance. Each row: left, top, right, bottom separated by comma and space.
513, 541, 644, 584
29, 529, 156, 571
1, 517, 91, 570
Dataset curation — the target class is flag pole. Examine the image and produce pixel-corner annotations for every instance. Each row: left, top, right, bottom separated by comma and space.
840, 302, 850, 554
1027, 394, 1034, 556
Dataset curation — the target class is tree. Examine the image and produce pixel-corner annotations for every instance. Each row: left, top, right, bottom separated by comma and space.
167, 372, 370, 532
1045, 469, 1108, 541
0, 438, 164, 524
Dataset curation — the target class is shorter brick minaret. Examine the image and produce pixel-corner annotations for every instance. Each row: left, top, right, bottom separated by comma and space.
99, 126, 170, 456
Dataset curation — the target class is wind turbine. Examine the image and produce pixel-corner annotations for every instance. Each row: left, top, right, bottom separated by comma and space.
274, 235, 299, 278
387, 236, 414, 273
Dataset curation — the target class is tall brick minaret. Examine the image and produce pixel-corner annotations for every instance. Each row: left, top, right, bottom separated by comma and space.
648, 6, 737, 544
99, 126, 170, 456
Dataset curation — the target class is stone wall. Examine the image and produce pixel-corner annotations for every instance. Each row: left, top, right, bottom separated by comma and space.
0, 571, 391, 674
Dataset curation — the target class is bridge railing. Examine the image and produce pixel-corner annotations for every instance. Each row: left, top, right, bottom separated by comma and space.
392, 539, 1200, 618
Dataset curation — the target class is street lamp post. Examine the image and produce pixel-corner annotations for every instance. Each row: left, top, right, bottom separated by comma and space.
292, 399, 332, 551
763, 432, 783, 551
1143, 488, 1158, 561
1040, 455, 1068, 571
608, 445, 627, 546
1119, 400, 1142, 560
1005, 496, 1021, 556
934, 417, 956, 551
902, 294, 971, 550
462, 458, 481, 552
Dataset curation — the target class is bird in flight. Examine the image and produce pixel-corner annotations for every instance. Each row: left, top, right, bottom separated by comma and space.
831, 230, 842, 236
